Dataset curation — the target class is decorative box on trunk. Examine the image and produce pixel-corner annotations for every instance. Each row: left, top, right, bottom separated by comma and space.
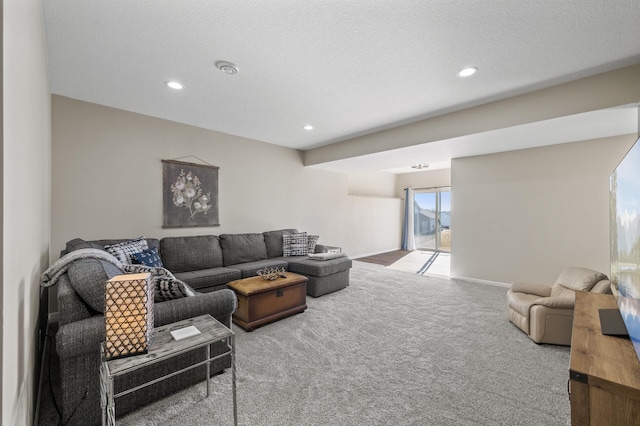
104, 273, 154, 359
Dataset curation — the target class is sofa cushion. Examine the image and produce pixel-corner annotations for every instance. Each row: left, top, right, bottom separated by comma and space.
104, 237, 148, 264
228, 259, 289, 278
220, 233, 268, 266
174, 267, 242, 291
263, 229, 298, 258
286, 256, 353, 277
132, 247, 164, 267
67, 258, 124, 312
160, 235, 223, 272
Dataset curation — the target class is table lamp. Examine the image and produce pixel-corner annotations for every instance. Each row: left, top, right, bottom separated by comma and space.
104, 273, 154, 359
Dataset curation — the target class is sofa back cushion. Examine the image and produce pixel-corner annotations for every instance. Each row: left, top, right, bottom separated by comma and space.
67, 258, 124, 313
63, 238, 160, 257
220, 233, 268, 266
160, 235, 223, 273
263, 229, 298, 258
554, 266, 608, 292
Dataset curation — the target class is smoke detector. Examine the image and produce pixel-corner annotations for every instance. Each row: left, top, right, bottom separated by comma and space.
215, 61, 239, 75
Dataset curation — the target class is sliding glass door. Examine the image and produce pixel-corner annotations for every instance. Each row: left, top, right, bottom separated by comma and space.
413, 188, 451, 252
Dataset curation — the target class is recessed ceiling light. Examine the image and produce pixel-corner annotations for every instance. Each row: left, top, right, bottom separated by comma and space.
411, 164, 429, 169
215, 61, 239, 75
303, 125, 314, 131
457, 67, 478, 78
166, 81, 183, 90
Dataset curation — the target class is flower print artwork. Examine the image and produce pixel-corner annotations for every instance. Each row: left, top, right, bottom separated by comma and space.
162, 160, 219, 228
171, 169, 211, 220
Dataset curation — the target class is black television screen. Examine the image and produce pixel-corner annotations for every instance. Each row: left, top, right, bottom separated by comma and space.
610, 135, 640, 361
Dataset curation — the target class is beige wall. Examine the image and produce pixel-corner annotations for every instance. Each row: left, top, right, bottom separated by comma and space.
51, 95, 402, 269
3, 0, 52, 424
451, 134, 636, 285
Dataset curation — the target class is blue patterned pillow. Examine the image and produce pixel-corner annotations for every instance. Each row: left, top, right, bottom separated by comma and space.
104, 237, 148, 264
132, 247, 164, 268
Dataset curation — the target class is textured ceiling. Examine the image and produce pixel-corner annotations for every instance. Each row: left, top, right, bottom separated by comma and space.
42, 0, 640, 171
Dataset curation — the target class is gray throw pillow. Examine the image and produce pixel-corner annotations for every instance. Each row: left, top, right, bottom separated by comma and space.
67, 259, 123, 312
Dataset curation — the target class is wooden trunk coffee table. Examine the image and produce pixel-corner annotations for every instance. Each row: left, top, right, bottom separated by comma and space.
227, 272, 308, 331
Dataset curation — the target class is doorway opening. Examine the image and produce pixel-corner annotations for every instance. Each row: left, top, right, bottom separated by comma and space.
413, 188, 451, 252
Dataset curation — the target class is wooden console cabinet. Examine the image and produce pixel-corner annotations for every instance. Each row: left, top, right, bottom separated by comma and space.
569, 292, 640, 425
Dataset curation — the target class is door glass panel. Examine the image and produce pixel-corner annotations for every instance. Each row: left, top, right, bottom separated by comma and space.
438, 191, 451, 252
413, 189, 451, 252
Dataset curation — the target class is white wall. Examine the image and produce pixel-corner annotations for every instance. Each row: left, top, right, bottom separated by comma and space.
51, 95, 402, 267
451, 134, 636, 285
305, 65, 640, 166
396, 168, 451, 197
3, 0, 52, 424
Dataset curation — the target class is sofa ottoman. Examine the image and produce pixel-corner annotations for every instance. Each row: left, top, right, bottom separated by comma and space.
286, 256, 352, 297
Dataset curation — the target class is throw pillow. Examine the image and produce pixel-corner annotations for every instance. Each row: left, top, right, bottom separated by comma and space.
283, 232, 308, 256
154, 277, 196, 302
132, 247, 164, 268
121, 264, 196, 302
307, 235, 320, 254
104, 237, 148, 264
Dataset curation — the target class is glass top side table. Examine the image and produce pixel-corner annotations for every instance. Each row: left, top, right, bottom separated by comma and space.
100, 314, 237, 426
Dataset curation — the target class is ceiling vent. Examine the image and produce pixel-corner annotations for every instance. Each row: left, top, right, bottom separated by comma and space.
215, 61, 239, 75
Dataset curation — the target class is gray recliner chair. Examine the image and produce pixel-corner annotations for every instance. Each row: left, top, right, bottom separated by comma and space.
507, 266, 611, 345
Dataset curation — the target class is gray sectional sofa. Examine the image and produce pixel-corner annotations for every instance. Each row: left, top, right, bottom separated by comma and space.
54, 229, 351, 425
158, 229, 352, 297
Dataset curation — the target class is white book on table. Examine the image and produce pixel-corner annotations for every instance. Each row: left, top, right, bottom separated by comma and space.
170, 325, 201, 341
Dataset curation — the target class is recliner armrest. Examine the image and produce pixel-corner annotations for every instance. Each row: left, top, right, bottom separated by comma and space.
533, 294, 575, 309
510, 282, 552, 297
590, 279, 612, 294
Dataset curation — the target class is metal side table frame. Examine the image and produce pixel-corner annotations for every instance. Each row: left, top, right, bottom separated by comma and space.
100, 314, 237, 425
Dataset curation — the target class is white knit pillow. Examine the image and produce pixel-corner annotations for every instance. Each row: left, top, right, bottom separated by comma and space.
283, 232, 308, 256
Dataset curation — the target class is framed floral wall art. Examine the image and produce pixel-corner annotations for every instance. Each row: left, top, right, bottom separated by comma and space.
162, 159, 219, 228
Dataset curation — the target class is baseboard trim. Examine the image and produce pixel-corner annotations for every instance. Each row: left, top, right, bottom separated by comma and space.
353, 248, 402, 259
451, 275, 510, 288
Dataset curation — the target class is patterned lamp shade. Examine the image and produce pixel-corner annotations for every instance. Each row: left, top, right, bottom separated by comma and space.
104, 273, 154, 359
